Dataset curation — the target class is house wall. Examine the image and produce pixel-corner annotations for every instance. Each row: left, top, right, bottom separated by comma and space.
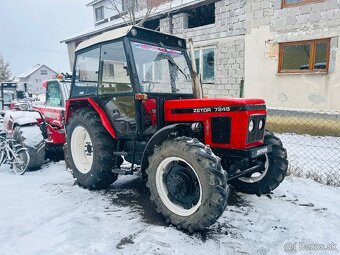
19, 66, 56, 94
244, 0, 340, 110
160, 0, 247, 98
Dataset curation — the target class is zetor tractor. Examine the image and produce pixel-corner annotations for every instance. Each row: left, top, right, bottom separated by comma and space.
65, 26, 288, 232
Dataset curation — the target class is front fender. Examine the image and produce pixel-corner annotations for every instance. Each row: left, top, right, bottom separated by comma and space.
140, 123, 191, 175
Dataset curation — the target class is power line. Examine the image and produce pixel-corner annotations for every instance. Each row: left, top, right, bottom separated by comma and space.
0, 43, 67, 54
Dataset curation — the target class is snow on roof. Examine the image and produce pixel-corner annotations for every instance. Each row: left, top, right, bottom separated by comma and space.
17, 64, 57, 78
86, 0, 105, 7
61, 0, 201, 44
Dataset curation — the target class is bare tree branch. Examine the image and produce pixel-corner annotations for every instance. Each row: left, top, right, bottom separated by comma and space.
107, 0, 177, 28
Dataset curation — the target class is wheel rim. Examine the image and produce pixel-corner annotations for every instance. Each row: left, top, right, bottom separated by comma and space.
239, 154, 269, 183
156, 157, 202, 217
13, 149, 29, 175
71, 126, 93, 174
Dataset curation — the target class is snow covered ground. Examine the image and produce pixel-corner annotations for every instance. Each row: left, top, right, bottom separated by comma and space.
0, 162, 339, 255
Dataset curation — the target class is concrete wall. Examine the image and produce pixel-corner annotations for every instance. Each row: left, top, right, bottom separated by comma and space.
160, 0, 247, 98
244, 0, 340, 110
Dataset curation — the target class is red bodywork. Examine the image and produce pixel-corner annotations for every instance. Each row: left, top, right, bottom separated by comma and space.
33, 105, 66, 144
65, 97, 117, 139
66, 96, 266, 150
165, 98, 266, 149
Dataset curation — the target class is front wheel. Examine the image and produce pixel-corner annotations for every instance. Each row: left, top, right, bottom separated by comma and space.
229, 132, 288, 194
12, 148, 30, 175
146, 137, 229, 232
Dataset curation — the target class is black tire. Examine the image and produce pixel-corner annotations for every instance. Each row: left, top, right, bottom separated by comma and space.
230, 132, 288, 194
66, 108, 122, 190
13, 125, 45, 170
146, 137, 229, 232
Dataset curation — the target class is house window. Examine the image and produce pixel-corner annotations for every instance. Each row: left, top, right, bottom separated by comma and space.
188, 3, 215, 29
143, 19, 160, 31
194, 47, 215, 82
41, 70, 47, 75
95, 6, 104, 21
279, 39, 330, 73
282, 0, 325, 8
122, 0, 141, 12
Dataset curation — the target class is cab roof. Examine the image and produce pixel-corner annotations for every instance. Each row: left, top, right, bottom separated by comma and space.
76, 26, 133, 52
75, 26, 186, 52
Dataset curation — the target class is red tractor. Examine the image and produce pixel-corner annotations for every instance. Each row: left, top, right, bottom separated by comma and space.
65, 26, 288, 232
2, 78, 70, 169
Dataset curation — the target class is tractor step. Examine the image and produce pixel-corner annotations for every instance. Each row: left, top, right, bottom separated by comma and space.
113, 151, 128, 156
112, 167, 133, 175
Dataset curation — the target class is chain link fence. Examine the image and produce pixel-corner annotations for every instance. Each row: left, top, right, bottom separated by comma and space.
266, 108, 340, 187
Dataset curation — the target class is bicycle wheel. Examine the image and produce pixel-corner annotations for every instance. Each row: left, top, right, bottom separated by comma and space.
12, 148, 30, 175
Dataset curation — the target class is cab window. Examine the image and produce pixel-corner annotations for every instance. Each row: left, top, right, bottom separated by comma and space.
72, 47, 100, 97
46, 82, 63, 107
100, 41, 132, 94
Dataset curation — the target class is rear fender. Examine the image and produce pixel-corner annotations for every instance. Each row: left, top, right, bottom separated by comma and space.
140, 123, 191, 175
66, 98, 116, 139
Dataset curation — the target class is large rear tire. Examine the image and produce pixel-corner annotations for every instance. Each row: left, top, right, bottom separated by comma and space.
13, 125, 45, 170
229, 132, 288, 194
66, 108, 122, 190
146, 137, 229, 232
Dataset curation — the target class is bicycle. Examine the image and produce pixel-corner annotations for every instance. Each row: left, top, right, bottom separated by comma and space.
0, 132, 30, 175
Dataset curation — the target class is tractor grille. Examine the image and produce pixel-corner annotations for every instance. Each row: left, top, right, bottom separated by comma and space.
247, 115, 266, 144
211, 117, 231, 144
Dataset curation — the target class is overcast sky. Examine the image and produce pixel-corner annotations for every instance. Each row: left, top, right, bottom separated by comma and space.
0, 0, 93, 76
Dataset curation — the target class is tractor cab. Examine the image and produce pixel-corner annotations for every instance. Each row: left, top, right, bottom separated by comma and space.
69, 26, 194, 140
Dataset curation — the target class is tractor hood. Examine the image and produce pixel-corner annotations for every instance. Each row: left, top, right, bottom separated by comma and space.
164, 98, 266, 115
163, 98, 267, 149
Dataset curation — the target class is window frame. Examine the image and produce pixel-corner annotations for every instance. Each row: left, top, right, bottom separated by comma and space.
194, 46, 215, 83
46, 81, 64, 108
278, 38, 330, 74
95, 6, 104, 21
281, 0, 325, 8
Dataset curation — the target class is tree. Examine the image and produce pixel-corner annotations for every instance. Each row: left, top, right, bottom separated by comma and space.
107, 0, 174, 27
0, 54, 11, 82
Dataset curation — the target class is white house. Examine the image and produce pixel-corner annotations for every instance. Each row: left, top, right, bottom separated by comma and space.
17, 64, 57, 94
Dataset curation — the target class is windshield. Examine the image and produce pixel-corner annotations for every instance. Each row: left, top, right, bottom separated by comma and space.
131, 41, 193, 94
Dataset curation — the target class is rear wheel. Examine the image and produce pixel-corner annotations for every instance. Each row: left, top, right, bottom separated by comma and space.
229, 132, 288, 194
13, 125, 45, 170
66, 108, 122, 190
146, 137, 229, 232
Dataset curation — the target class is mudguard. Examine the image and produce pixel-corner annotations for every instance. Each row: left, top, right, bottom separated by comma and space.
140, 123, 191, 175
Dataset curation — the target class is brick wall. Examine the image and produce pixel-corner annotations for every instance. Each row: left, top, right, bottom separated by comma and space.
272, 0, 340, 42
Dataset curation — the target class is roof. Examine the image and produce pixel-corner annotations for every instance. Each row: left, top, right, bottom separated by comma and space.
18, 64, 57, 79
86, 0, 105, 7
61, 0, 202, 44
76, 26, 133, 51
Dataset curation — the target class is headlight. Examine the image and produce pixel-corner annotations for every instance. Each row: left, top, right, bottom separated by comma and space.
259, 119, 265, 130
248, 120, 255, 132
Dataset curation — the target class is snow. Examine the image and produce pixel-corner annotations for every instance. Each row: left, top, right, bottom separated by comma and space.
0, 162, 339, 255
19, 125, 44, 147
